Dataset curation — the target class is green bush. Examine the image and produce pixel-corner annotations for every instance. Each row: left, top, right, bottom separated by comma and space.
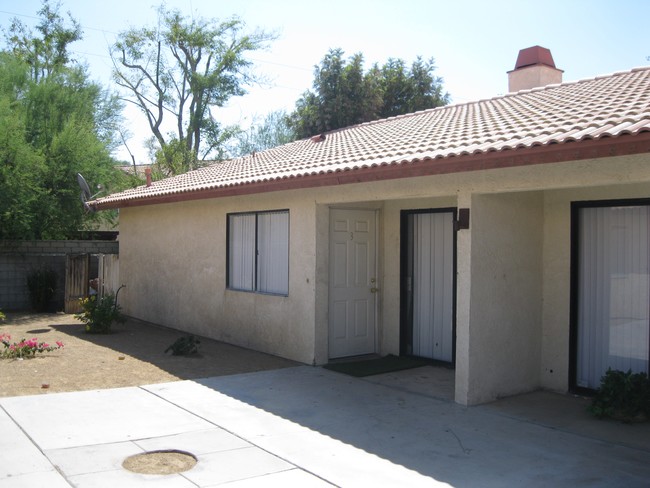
26, 268, 57, 312
76, 294, 125, 334
589, 369, 650, 422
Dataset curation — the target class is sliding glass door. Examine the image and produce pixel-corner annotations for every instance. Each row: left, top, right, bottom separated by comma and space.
574, 203, 650, 389
401, 209, 455, 363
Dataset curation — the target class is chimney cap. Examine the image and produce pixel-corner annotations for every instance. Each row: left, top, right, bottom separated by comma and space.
513, 45, 558, 70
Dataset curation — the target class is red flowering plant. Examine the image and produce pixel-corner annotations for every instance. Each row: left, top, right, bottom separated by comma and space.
0, 333, 64, 359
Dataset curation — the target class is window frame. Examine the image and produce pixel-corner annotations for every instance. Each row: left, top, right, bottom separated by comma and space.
226, 209, 290, 296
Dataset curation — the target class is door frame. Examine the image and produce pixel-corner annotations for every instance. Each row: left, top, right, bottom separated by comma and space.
399, 207, 458, 365
327, 207, 380, 359
569, 197, 650, 394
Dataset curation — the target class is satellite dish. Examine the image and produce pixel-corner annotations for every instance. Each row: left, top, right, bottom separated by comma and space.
77, 173, 99, 213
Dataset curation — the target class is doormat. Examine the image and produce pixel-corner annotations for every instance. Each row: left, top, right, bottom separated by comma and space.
323, 355, 430, 377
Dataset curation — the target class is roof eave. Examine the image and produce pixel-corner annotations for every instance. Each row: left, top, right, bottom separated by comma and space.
93, 132, 650, 211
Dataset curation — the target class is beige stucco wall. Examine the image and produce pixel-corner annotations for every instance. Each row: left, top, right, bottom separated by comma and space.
118, 191, 319, 364
462, 192, 544, 405
117, 152, 650, 404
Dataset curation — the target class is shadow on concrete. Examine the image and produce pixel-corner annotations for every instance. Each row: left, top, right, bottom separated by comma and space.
179, 367, 650, 487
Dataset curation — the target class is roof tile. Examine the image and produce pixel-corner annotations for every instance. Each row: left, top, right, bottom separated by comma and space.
97, 67, 650, 207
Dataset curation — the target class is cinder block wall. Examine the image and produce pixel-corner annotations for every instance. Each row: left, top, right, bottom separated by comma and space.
0, 240, 119, 312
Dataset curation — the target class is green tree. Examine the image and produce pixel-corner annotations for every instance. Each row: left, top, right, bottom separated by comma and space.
4, 0, 81, 82
288, 49, 450, 139
111, 5, 275, 175
0, 59, 46, 238
379, 57, 448, 117
233, 110, 294, 156
0, 1, 133, 240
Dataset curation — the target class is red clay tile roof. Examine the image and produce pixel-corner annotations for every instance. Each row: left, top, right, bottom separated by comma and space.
95, 67, 650, 209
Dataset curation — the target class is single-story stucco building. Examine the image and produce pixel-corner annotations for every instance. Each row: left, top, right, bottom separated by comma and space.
93, 46, 650, 405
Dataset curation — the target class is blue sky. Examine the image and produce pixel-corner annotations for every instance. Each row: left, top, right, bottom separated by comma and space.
1, 0, 648, 163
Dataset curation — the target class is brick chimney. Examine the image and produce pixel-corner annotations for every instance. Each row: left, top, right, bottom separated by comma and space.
507, 46, 563, 92
144, 167, 152, 187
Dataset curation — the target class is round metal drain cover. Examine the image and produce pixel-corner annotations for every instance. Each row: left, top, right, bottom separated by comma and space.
122, 450, 197, 475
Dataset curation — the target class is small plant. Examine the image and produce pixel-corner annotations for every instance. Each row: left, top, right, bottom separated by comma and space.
589, 369, 650, 422
1, 333, 64, 359
165, 335, 200, 356
76, 294, 125, 334
0, 309, 5, 321
26, 268, 57, 312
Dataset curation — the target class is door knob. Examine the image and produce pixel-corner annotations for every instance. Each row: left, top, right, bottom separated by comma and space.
370, 287, 379, 293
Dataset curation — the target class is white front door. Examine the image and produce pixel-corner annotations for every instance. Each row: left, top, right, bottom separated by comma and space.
328, 209, 377, 359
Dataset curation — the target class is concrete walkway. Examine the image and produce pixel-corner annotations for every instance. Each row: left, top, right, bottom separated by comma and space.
1, 366, 649, 487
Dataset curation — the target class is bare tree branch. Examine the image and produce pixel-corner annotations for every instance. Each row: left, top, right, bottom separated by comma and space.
110, 6, 276, 174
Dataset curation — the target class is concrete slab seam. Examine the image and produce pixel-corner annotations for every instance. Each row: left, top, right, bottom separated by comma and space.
137, 384, 336, 487
0, 403, 72, 486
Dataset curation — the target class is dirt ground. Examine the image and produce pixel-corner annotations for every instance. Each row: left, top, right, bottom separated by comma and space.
0, 312, 298, 398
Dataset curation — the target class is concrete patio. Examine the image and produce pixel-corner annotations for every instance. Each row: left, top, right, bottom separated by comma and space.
1, 365, 649, 487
